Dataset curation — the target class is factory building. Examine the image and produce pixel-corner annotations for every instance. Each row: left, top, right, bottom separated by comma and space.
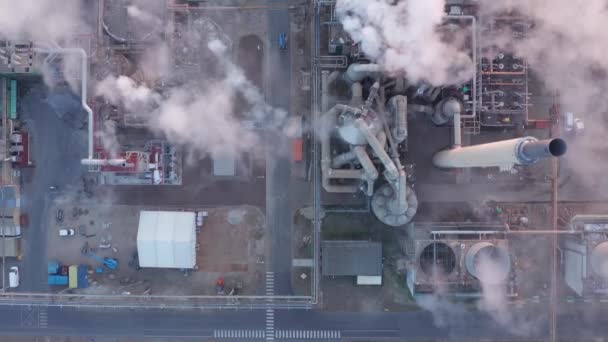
403, 223, 515, 298
321, 240, 383, 286
136, 210, 197, 269
564, 215, 608, 297
316, 1, 566, 229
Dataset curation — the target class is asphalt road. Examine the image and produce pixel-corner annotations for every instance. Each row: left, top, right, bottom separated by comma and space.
0, 304, 606, 340
265, 7, 294, 296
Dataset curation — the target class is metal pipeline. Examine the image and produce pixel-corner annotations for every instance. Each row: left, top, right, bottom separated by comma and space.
34, 45, 126, 166
350, 82, 363, 106
520, 138, 567, 162
353, 146, 379, 180
453, 111, 461, 148
321, 104, 363, 193
343, 63, 382, 85
354, 118, 399, 180
388, 95, 407, 143
321, 70, 329, 112
81, 159, 134, 167
446, 14, 477, 119
331, 150, 357, 168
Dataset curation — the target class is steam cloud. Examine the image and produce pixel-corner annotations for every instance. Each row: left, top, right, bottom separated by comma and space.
477, 0, 608, 188
0, 0, 83, 42
335, 0, 474, 85
96, 39, 286, 160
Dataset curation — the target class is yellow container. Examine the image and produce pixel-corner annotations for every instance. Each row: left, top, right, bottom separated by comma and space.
68, 265, 78, 289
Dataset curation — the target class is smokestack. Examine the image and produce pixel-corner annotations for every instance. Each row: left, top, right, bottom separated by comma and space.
432, 137, 567, 170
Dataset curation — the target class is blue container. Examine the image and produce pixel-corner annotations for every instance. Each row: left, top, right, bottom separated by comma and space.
47, 261, 60, 274
48, 275, 68, 286
77, 265, 89, 288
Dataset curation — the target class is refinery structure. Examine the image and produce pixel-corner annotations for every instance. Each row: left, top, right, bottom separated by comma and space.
0, 0, 606, 341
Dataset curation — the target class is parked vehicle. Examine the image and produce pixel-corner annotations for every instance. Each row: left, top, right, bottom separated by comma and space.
48, 261, 60, 274
56, 209, 64, 223
9, 266, 19, 288
59, 228, 75, 237
48, 275, 68, 286
279, 33, 288, 50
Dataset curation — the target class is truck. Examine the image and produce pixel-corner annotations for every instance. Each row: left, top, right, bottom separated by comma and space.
48, 261, 60, 274
68, 265, 77, 289
77, 265, 89, 288
48, 275, 68, 286
9, 266, 19, 288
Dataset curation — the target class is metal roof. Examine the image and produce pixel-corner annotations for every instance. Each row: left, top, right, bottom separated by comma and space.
136, 210, 196, 269
322, 240, 382, 276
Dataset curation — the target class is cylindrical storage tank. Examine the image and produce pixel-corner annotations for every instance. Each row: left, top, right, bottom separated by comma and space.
591, 241, 608, 278
465, 242, 511, 283
419, 242, 456, 277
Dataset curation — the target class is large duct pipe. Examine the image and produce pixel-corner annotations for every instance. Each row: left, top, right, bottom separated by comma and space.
388, 95, 407, 143
321, 104, 363, 193
431, 97, 462, 126
353, 146, 379, 181
34, 46, 126, 166
354, 118, 399, 180
332, 150, 357, 168
321, 70, 329, 112
520, 138, 567, 162
432, 137, 568, 170
453, 111, 461, 148
80, 159, 134, 167
350, 82, 363, 106
344, 63, 382, 85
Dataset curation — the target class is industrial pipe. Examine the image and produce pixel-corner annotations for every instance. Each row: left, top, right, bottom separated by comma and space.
519, 138, 567, 163
320, 104, 363, 193
343, 63, 382, 85
350, 82, 363, 106
331, 150, 357, 168
80, 159, 134, 167
446, 14, 477, 119
354, 118, 399, 180
388, 95, 407, 143
432, 136, 567, 170
453, 111, 461, 148
34, 45, 126, 166
321, 70, 329, 112
353, 146, 379, 181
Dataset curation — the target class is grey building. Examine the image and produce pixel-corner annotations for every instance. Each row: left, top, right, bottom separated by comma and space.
321, 240, 382, 285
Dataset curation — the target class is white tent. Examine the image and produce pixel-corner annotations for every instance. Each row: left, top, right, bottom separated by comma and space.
136, 210, 196, 269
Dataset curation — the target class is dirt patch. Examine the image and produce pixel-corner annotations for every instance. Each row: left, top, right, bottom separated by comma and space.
47, 195, 267, 296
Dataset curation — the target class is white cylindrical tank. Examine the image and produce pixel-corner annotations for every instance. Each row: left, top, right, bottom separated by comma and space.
465, 242, 511, 283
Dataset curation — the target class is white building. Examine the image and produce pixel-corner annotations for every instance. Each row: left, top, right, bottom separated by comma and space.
136, 210, 196, 269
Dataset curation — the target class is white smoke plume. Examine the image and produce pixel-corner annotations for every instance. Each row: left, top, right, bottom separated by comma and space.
335, 0, 474, 85
0, 0, 84, 42
96, 39, 286, 160
475, 256, 542, 337
477, 0, 608, 189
